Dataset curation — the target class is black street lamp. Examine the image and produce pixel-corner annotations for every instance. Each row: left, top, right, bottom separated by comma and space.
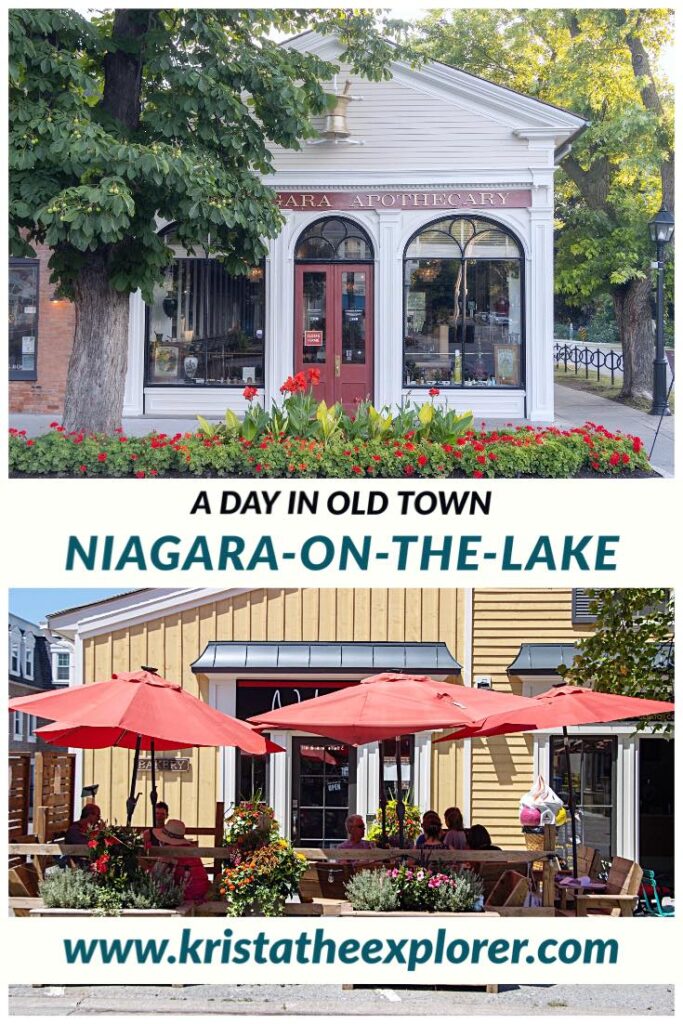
648, 206, 674, 416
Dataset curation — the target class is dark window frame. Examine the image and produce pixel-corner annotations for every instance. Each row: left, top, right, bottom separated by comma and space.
9, 258, 40, 382
402, 215, 526, 391
294, 216, 375, 265
144, 227, 267, 390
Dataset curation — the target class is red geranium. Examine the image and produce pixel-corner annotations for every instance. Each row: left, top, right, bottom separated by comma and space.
429, 387, 440, 397
243, 386, 258, 401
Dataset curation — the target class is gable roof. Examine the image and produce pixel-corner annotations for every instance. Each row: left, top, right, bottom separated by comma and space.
284, 29, 586, 144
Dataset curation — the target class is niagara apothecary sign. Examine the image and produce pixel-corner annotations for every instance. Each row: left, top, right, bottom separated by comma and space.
276, 189, 532, 210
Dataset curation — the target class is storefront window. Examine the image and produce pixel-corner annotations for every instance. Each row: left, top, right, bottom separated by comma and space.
403, 217, 523, 389
145, 246, 265, 388
551, 736, 616, 860
9, 260, 39, 381
295, 218, 373, 261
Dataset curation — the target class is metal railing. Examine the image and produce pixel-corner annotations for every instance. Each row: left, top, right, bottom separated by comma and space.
554, 341, 623, 384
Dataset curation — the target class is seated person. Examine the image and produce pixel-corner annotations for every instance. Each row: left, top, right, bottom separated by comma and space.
415, 810, 446, 849
466, 824, 501, 851
61, 803, 101, 866
338, 814, 374, 850
443, 806, 468, 850
143, 801, 169, 849
151, 818, 210, 901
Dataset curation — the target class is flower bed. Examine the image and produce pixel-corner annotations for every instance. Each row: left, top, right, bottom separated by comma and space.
9, 422, 651, 479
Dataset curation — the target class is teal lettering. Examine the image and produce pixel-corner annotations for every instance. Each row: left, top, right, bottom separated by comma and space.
114, 535, 146, 570
150, 535, 180, 570
247, 536, 278, 570
524, 536, 556, 570
218, 536, 245, 570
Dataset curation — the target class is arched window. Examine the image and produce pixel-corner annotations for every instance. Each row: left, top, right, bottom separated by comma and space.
295, 217, 373, 262
403, 217, 523, 389
145, 227, 265, 389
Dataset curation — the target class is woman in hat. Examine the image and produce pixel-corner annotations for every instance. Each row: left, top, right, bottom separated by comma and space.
151, 818, 210, 901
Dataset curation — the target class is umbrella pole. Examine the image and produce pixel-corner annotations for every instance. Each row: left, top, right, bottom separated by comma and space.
126, 734, 142, 826
378, 741, 387, 847
395, 736, 405, 850
562, 726, 579, 879
150, 739, 158, 828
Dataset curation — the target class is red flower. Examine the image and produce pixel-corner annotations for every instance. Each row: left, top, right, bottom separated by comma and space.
135, 471, 145, 478
404, 464, 415, 476
429, 387, 440, 397
255, 463, 263, 472
79, 465, 87, 474
609, 452, 620, 466
26, 439, 35, 447
307, 368, 321, 386
417, 454, 428, 467
476, 455, 486, 465
351, 465, 363, 475
243, 386, 258, 401
489, 452, 497, 461
633, 438, 643, 453
150, 469, 158, 476
622, 453, 630, 464
472, 470, 484, 478
371, 454, 381, 462
97, 452, 107, 462
442, 444, 453, 454
49, 421, 59, 428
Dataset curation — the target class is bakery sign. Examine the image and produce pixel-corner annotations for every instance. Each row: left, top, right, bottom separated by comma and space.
139, 757, 191, 772
277, 189, 531, 211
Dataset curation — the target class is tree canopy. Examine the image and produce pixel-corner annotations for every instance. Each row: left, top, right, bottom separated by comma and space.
9, 8, 405, 301
413, 8, 674, 398
560, 588, 674, 733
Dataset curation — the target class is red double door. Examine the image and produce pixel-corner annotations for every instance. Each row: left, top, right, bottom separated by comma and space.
294, 264, 374, 409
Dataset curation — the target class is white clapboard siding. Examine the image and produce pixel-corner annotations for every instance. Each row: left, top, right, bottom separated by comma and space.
270, 69, 540, 175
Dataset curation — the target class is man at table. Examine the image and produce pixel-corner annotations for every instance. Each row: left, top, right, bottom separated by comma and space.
60, 803, 101, 866
338, 814, 374, 849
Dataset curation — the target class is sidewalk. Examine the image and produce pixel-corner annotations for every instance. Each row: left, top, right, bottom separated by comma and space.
8, 983, 675, 1016
9, 384, 674, 477
553, 384, 674, 477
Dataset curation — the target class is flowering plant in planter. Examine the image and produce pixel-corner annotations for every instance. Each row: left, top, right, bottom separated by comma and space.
345, 865, 484, 913
220, 839, 307, 917
366, 799, 422, 846
86, 823, 143, 883
224, 798, 277, 852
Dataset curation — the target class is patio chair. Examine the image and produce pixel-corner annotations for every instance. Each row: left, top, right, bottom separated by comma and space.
575, 856, 643, 917
639, 869, 674, 917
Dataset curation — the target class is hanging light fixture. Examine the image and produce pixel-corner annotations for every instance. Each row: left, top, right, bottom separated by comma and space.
416, 262, 439, 283
247, 266, 264, 283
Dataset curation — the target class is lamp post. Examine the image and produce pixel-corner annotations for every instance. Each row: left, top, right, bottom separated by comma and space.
648, 206, 674, 416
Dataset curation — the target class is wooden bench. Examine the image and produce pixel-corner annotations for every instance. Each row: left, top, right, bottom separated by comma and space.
576, 856, 643, 917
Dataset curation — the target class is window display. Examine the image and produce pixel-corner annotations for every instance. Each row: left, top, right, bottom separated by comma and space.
146, 254, 265, 388
403, 217, 523, 389
9, 260, 39, 381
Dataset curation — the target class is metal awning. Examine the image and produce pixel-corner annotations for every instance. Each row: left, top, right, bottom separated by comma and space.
191, 641, 461, 676
507, 643, 577, 676
507, 641, 674, 676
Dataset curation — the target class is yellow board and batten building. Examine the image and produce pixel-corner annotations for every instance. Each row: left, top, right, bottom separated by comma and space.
45, 587, 673, 870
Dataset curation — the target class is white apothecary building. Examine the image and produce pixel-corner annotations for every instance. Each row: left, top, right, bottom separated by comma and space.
123, 31, 586, 423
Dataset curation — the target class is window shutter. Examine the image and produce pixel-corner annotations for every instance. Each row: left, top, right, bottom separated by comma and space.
572, 588, 598, 624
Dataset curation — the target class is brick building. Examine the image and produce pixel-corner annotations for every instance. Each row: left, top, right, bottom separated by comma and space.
9, 245, 75, 415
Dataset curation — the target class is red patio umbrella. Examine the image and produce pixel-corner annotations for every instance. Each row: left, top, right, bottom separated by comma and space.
250, 672, 539, 847
36, 721, 285, 754
9, 668, 281, 825
436, 685, 675, 877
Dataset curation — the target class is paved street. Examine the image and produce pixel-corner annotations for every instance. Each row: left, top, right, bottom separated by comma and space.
8, 984, 675, 1016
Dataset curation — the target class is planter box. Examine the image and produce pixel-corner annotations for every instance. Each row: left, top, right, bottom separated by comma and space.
340, 905, 501, 917
29, 904, 195, 917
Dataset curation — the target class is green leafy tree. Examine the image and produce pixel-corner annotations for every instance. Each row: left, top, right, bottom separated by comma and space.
560, 589, 674, 732
413, 9, 674, 402
10, 9, 405, 432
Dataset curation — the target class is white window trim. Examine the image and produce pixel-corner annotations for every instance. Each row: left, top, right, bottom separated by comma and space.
23, 637, 35, 681
27, 715, 37, 744
54, 650, 72, 684
12, 711, 23, 741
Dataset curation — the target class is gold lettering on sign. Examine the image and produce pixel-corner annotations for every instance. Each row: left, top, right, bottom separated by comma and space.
433, 193, 446, 206
480, 192, 495, 205
367, 194, 382, 206
319, 195, 331, 207
413, 194, 428, 206
466, 193, 478, 205
497, 192, 508, 205
301, 194, 315, 208
352, 194, 366, 207
381, 194, 396, 206
283, 195, 298, 208
447, 193, 461, 206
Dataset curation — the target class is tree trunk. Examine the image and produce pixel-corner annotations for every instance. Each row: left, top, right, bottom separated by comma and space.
613, 276, 655, 402
62, 256, 131, 433
61, 9, 151, 434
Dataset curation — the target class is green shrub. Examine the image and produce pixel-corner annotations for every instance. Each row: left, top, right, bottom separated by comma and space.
344, 870, 400, 912
40, 868, 99, 909
430, 869, 484, 912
